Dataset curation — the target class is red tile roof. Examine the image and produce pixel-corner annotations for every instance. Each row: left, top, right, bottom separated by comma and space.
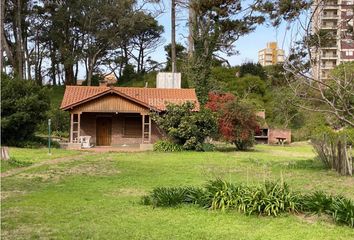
60, 86, 200, 111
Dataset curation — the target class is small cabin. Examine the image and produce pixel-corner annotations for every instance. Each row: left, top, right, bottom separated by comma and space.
60, 86, 199, 149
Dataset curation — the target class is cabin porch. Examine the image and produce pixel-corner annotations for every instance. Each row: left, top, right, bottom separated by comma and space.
68, 112, 161, 148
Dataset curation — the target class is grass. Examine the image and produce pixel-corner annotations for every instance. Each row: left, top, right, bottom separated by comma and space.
1, 143, 354, 239
1, 148, 81, 173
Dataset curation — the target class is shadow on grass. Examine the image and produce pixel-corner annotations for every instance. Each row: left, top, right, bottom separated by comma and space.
280, 159, 325, 170
215, 146, 260, 153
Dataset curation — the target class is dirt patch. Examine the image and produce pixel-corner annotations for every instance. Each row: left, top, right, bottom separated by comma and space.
1, 224, 53, 240
16, 160, 120, 182
1, 190, 27, 201
296, 213, 334, 226
66, 161, 120, 176
0, 152, 97, 178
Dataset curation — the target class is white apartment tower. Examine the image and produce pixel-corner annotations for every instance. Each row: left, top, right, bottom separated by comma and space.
312, 0, 354, 81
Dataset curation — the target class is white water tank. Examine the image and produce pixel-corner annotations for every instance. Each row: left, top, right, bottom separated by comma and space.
156, 72, 181, 89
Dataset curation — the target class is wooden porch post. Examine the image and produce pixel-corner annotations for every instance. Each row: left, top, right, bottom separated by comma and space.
141, 114, 152, 144
78, 112, 81, 140
141, 114, 145, 144
70, 113, 73, 143
148, 115, 151, 143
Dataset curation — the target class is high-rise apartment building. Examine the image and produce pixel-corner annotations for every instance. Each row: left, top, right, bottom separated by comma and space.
312, 0, 354, 81
258, 42, 285, 66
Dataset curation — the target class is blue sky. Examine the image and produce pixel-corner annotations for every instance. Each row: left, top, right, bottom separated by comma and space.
150, 1, 294, 66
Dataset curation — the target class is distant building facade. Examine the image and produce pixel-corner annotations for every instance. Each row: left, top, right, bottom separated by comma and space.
311, 0, 354, 81
258, 42, 285, 66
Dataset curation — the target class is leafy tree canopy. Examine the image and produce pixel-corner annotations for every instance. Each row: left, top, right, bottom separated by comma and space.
1, 74, 50, 145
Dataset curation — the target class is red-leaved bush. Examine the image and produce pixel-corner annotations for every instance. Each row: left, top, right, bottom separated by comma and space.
206, 92, 260, 150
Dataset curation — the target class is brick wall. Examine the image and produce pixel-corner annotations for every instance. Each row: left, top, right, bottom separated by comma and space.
79, 112, 163, 146
268, 128, 291, 144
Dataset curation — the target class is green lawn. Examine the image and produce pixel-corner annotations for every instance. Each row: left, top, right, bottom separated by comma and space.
1, 148, 82, 172
1, 143, 354, 239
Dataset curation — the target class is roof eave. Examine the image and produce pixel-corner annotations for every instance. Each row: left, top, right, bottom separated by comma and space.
60, 88, 161, 112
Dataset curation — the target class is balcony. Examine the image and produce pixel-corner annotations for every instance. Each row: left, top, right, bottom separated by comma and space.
321, 64, 336, 69
321, 23, 338, 29
322, 2, 339, 9
321, 14, 339, 19
321, 54, 338, 59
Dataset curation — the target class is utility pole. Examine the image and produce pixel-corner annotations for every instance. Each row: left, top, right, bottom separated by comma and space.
171, 0, 176, 73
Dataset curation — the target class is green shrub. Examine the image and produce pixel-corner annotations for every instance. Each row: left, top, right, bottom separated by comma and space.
153, 140, 183, 152
141, 179, 354, 228
151, 102, 217, 151
302, 191, 354, 227
1, 74, 50, 145
7, 158, 32, 168
140, 195, 152, 205
16, 136, 60, 149
141, 179, 354, 227
331, 197, 354, 228
148, 186, 203, 207
201, 143, 215, 152
302, 191, 333, 214
204, 179, 242, 211
143, 179, 302, 216
204, 179, 301, 216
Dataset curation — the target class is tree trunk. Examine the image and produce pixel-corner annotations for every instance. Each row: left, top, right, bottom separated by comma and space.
87, 57, 94, 86
87, 58, 93, 86
50, 43, 57, 85
57, 62, 62, 85
1, 146, 10, 160
64, 63, 74, 85
74, 61, 79, 85
188, 4, 195, 58
171, 0, 176, 72
15, 0, 24, 80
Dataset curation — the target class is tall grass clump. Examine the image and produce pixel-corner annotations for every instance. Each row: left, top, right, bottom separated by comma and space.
141, 186, 205, 207
141, 179, 354, 228
302, 191, 354, 227
153, 140, 183, 152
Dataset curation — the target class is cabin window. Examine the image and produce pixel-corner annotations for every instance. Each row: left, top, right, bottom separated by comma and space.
123, 116, 142, 138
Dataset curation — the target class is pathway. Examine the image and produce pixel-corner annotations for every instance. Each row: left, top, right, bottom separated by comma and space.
1, 152, 98, 178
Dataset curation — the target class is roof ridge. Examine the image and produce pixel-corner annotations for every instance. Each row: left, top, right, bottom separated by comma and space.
60, 85, 199, 111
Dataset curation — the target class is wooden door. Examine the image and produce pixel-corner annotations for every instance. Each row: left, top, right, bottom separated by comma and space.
96, 117, 112, 146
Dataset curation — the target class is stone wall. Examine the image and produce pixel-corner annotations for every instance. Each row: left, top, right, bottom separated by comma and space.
79, 112, 163, 146
268, 128, 291, 144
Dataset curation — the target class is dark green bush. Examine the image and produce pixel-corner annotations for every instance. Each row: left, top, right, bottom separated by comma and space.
149, 186, 203, 207
153, 140, 183, 152
16, 136, 60, 149
302, 191, 354, 227
302, 191, 333, 214
1, 74, 50, 145
152, 102, 217, 151
201, 143, 215, 152
331, 196, 354, 228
